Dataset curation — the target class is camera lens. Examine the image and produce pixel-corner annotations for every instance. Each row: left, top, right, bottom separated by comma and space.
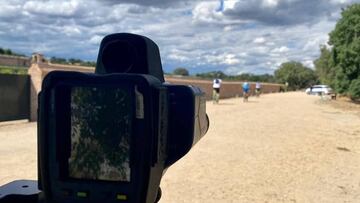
101, 40, 138, 73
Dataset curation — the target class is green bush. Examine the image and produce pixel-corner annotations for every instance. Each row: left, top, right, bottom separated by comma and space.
0, 66, 28, 75
173, 67, 189, 76
348, 78, 360, 101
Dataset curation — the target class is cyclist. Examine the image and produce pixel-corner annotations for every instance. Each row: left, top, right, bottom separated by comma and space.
213, 78, 222, 104
255, 82, 261, 97
242, 81, 250, 102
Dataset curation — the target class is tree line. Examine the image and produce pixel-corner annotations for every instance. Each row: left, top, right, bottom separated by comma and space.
170, 68, 277, 83
50, 56, 96, 67
0, 47, 26, 57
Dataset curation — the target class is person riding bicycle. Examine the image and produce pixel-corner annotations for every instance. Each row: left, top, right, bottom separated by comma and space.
213, 78, 222, 104
255, 82, 261, 97
242, 81, 250, 102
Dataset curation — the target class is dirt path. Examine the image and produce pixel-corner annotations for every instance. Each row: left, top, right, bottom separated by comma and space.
1, 92, 360, 202
0, 121, 37, 184
159, 92, 360, 203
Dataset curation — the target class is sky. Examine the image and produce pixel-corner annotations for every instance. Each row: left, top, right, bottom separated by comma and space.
0, 0, 358, 75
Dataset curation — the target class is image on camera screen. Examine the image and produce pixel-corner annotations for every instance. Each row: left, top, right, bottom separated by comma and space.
68, 86, 132, 182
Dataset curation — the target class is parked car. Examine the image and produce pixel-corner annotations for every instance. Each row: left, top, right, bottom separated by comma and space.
305, 85, 333, 95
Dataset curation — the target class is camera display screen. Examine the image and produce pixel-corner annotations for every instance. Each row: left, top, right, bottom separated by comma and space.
68, 86, 132, 182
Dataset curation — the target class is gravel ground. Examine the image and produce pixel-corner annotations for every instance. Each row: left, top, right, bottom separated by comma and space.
1, 92, 360, 203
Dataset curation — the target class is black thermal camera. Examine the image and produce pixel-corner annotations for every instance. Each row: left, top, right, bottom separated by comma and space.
0, 33, 209, 203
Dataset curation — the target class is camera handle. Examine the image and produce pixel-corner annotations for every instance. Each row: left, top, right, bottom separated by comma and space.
155, 187, 162, 203
0, 180, 39, 203
0, 180, 162, 203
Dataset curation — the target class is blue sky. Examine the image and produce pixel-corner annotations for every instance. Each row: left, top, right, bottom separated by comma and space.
0, 0, 358, 74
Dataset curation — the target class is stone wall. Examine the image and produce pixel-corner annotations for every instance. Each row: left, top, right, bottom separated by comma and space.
165, 77, 282, 100
28, 54, 94, 121
0, 54, 30, 67
0, 74, 30, 121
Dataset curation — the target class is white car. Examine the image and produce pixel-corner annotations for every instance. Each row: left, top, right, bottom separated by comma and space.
305, 85, 333, 95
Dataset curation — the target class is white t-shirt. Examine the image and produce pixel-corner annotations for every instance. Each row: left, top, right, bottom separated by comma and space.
213, 79, 222, 88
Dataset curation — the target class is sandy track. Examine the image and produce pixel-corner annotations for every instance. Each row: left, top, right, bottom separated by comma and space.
1, 92, 360, 202
159, 92, 360, 203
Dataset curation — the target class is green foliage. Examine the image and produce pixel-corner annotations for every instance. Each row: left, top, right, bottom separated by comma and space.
230, 73, 276, 83
69, 87, 131, 180
173, 67, 189, 76
50, 56, 67, 64
50, 56, 96, 67
0, 47, 26, 57
314, 45, 336, 87
326, 3, 360, 100
275, 61, 318, 90
0, 66, 28, 75
348, 77, 360, 100
196, 71, 227, 79
68, 58, 83, 64
196, 71, 276, 83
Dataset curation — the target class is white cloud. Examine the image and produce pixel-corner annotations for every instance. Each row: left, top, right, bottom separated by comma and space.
262, 0, 279, 8
168, 54, 189, 62
62, 26, 82, 36
0, 4, 22, 17
223, 26, 234, 32
253, 37, 266, 44
202, 53, 242, 66
225, 66, 243, 75
89, 35, 103, 45
272, 46, 290, 53
302, 36, 329, 52
192, 1, 223, 24
23, 0, 80, 17
223, 0, 237, 10
224, 54, 241, 65
0, 0, 356, 74
303, 60, 315, 68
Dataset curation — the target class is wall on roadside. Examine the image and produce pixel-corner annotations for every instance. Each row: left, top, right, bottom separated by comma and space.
0, 54, 31, 67
165, 77, 282, 100
0, 74, 30, 121
28, 54, 94, 121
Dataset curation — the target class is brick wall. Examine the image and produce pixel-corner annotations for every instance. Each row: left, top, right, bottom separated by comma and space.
0, 54, 31, 67
165, 77, 282, 100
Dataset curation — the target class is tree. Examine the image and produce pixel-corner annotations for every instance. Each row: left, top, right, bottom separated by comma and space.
314, 45, 336, 87
50, 56, 67, 64
275, 61, 318, 90
328, 4, 360, 98
50, 56, 96, 67
173, 67, 189, 76
4, 49, 12, 55
348, 78, 360, 100
195, 71, 276, 82
0, 47, 25, 56
69, 58, 83, 64
196, 71, 226, 79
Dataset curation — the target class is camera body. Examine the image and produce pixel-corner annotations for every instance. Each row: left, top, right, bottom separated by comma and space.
0, 33, 209, 203
35, 33, 209, 203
